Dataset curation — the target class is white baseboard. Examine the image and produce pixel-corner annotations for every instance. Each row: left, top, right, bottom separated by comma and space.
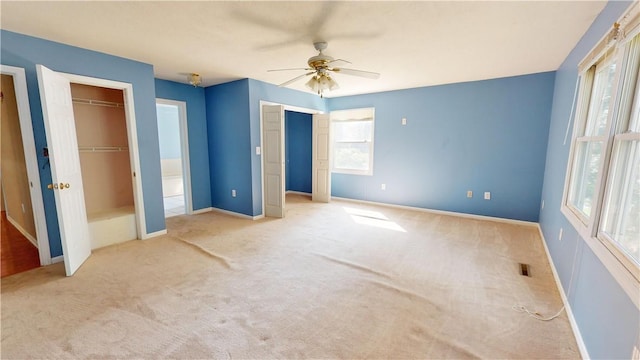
141, 229, 167, 239
331, 196, 538, 227
537, 225, 589, 360
51, 255, 64, 264
6, 215, 38, 247
191, 207, 213, 215
211, 207, 262, 220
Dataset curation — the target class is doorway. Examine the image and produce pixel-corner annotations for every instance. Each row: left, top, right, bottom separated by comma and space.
285, 110, 313, 195
1, 66, 51, 275
260, 101, 328, 218
156, 99, 191, 218
36, 65, 147, 276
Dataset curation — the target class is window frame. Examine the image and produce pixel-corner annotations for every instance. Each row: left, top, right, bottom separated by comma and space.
330, 107, 375, 176
597, 35, 640, 281
565, 55, 617, 226
561, 3, 640, 304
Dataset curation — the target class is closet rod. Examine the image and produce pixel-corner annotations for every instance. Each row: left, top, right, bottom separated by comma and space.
72, 98, 124, 108
79, 146, 129, 153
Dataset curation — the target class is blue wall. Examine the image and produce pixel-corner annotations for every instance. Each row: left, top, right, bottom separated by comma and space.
205, 79, 253, 215
205, 78, 324, 217
247, 79, 326, 215
327, 72, 555, 222
539, 1, 639, 358
156, 105, 181, 159
1, 30, 165, 257
155, 79, 211, 211
285, 110, 312, 193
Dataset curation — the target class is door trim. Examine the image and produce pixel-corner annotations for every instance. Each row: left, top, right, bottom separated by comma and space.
156, 98, 193, 215
259, 100, 324, 217
61, 72, 147, 238
0, 65, 52, 265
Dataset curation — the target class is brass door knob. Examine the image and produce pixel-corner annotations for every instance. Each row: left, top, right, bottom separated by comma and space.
64, 183, 70, 189
47, 183, 59, 190
59, 183, 65, 190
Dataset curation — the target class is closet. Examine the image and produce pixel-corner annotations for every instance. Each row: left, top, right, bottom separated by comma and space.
70, 83, 137, 249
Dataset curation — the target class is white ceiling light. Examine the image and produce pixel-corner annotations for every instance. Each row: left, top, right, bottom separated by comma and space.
188, 73, 201, 87
305, 73, 339, 98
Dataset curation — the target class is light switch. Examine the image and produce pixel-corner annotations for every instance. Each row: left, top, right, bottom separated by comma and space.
484, 192, 491, 200
256, 146, 261, 155
401, 118, 407, 125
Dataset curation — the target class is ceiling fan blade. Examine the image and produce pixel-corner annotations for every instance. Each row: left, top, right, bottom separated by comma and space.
327, 58, 352, 66
268, 68, 313, 72
332, 68, 380, 79
278, 71, 315, 87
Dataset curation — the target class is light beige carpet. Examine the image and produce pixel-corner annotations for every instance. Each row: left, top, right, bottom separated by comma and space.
1, 194, 578, 359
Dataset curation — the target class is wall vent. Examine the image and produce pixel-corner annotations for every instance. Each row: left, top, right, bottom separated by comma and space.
519, 263, 531, 277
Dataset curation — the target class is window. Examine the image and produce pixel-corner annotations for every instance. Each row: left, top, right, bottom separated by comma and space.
599, 33, 640, 274
563, 5, 640, 283
566, 55, 617, 222
331, 108, 375, 175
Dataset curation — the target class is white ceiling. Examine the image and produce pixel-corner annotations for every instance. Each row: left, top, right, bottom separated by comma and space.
1, 1, 606, 98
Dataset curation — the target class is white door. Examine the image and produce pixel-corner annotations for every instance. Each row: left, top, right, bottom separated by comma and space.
36, 65, 91, 276
312, 113, 331, 202
263, 105, 285, 218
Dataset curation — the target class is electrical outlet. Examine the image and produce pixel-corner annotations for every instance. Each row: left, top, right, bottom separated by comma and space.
484, 192, 491, 200
381, 184, 386, 190
467, 190, 473, 198
255, 147, 261, 155
559, 228, 563, 241
231, 189, 236, 197
401, 118, 407, 125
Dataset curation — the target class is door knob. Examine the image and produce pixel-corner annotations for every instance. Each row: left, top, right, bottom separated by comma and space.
47, 183, 59, 190
59, 183, 65, 190
64, 183, 70, 189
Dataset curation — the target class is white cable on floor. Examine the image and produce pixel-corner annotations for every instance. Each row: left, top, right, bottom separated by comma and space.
512, 304, 566, 321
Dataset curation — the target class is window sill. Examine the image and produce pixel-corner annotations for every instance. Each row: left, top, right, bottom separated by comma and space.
332, 169, 373, 176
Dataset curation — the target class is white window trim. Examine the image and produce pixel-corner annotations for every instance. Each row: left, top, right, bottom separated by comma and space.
330, 107, 375, 176
561, 2, 640, 309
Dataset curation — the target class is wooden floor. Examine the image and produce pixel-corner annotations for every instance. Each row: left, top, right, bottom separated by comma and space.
1, 211, 40, 277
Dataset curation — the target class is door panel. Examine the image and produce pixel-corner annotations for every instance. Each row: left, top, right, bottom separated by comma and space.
263, 105, 285, 218
36, 65, 91, 276
312, 114, 331, 202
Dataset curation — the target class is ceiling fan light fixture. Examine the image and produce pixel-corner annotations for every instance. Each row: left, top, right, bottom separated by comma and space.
305, 75, 320, 93
188, 73, 202, 87
327, 76, 339, 91
306, 74, 339, 96
269, 41, 378, 97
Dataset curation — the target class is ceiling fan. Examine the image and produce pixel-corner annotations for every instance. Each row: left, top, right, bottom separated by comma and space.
268, 41, 380, 97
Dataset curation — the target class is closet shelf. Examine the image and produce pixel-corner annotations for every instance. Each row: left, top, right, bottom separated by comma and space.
79, 146, 129, 153
72, 97, 124, 108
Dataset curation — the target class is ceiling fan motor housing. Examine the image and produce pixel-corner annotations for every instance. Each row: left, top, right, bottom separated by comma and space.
308, 41, 332, 69
308, 54, 334, 69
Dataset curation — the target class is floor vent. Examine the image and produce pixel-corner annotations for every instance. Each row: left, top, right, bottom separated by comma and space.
520, 263, 531, 277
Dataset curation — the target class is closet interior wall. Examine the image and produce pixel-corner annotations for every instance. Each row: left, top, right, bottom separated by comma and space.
70, 83, 136, 249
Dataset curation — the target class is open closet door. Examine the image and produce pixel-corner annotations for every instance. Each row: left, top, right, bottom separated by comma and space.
263, 104, 285, 218
36, 65, 91, 276
312, 113, 331, 202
